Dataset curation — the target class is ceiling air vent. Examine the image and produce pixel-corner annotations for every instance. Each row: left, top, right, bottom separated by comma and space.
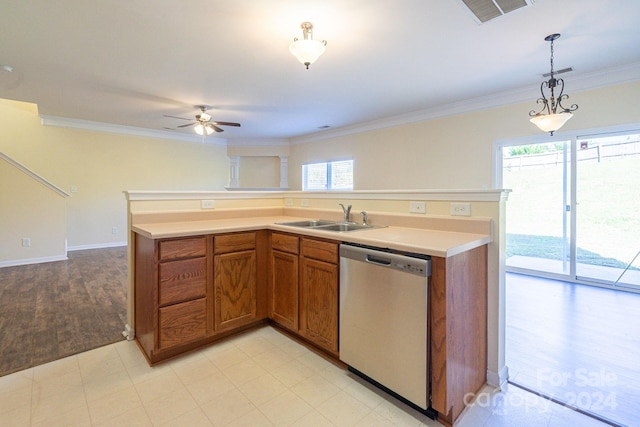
458, 0, 534, 23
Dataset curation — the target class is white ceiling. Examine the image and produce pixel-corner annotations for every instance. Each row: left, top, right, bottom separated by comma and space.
1, 0, 639, 142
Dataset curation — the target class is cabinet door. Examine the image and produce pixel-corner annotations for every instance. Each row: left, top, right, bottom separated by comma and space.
271, 250, 299, 331
214, 250, 257, 332
300, 257, 339, 353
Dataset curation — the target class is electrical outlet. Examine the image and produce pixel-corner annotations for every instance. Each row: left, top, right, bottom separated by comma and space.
409, 201, 426, 214
451, 203, 471, 216
285, 198, 294, 206
22, 237, 31, 247
201, 200, 215, 209
301, 199, 310, 207
112, 227, 118, 234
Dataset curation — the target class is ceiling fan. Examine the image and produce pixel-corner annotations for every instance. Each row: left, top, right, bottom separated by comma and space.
165, 105, 241, 135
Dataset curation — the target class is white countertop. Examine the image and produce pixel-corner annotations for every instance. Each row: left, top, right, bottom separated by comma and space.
131, 215, 491, 258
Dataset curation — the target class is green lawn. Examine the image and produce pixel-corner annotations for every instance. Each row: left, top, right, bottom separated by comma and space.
503, 141, 640, 273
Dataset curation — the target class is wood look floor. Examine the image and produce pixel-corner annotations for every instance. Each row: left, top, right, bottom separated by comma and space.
506, 273, 640, 427
0, 247, 127, 377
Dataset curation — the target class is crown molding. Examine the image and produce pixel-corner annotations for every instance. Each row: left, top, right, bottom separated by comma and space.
40, 115, 228, 145
289, 62, 640, 145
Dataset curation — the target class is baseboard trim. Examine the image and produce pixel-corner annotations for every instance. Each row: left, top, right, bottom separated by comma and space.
0, 255, 68, 268
67, 242, 127, 251
487, 365, 509, 389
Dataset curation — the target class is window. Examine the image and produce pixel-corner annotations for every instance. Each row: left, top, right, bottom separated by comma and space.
302, 160, 353, 190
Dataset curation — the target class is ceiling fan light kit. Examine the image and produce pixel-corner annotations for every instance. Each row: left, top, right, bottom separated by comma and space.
165, 105, 241, 136
289, 22, 327, 69
529, 33, 578, 136
194, 123, 213, 136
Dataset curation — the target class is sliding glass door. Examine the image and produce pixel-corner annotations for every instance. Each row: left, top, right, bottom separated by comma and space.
500, 130, 640, 289
575, 132, 640, 288
502, 141, 572, 276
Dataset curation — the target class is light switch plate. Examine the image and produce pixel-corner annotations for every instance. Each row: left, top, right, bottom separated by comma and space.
285, 198, 294, 206
301, 199, 310, 207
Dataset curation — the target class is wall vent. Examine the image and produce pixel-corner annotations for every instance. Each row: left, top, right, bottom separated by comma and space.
458, 0, 534, 23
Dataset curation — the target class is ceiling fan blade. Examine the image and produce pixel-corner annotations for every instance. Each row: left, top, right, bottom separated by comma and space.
209, 124, 224, 133
164, 115, 192, 121
177, 122, 196, 128
212, 121, 241, 127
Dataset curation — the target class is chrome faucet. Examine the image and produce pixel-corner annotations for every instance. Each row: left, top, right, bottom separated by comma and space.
339, 203, 352, 223
360, 211, 368, 226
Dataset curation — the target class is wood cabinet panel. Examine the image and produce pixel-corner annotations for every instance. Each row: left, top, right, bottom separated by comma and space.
215, 232, 256, 254
300, 257, 339, 354
158, 298, 207, 349
214, 250, 257, 332
271, 232, 299, 254
430, 245, 487, 424
270, 250, 299, 331
301, 238, 339, 264
159, 237, 206, 260
158, 257, 207, 306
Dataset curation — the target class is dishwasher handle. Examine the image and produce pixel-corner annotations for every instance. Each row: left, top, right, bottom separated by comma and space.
366, 254, 392, 266
340, 244, 431, 277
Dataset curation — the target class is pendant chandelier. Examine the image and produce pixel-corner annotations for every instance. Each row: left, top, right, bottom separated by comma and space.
529, 33, 578, 136
289, 22, 327, 69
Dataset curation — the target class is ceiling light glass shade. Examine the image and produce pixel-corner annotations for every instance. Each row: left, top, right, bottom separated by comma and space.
530, 112, 573, 134
289, 39, 326, 68
290, 22, 326, 69
194, 124, 213, 136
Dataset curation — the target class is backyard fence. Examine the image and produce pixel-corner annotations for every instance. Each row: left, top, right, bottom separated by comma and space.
504, 138, 640, 170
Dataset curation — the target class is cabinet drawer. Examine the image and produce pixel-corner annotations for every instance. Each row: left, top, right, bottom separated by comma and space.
158, 257, 207, 306
301, 238, 339, 264
215, 232, 256, 254
159, 237, 206, 261
158, 298, 207, 349
271, 233, 299, 254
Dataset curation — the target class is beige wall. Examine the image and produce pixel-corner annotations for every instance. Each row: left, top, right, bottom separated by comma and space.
0, 155, 67, 264
238, 156, 281, 188
288, 81, 640, 190
0, 99, 230, 250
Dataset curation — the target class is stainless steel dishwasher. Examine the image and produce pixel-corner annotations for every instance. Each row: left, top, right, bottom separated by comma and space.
339, 243, 434, 416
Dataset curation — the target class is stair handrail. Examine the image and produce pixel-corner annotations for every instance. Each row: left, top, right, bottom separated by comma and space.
0, 152, 70, 198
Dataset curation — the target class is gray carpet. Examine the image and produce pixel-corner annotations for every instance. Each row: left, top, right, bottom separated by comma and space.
0, 247, 128, 377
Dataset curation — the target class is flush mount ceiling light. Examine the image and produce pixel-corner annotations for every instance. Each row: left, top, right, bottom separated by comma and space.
289, 22, 327, 69
529, 33, 578, 136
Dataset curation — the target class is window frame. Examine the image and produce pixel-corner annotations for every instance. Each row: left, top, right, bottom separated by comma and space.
302, 159, 353, 191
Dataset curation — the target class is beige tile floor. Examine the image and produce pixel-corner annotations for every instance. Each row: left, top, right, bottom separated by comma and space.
0, 326, 610, 427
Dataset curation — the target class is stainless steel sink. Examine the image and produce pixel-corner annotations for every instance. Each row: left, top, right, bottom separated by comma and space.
276, 220, 337, 228
315, 223, 384, 232
277, 220, 385, 232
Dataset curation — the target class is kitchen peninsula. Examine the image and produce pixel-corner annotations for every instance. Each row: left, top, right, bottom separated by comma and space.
125, 190, 504, 426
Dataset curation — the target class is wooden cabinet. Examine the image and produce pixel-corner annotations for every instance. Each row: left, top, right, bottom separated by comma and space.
270, 233, 299, 332
134, 231, 268, 364
430, 245, 488, 425
299, 237, 339, 355
214, 232, 258, 332
269, 233, 339, 355
134, 234, 212, 363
